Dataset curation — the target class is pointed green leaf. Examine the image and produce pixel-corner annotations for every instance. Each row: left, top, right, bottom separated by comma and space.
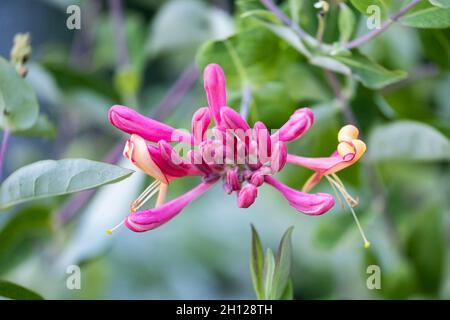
0, 159, 134, 210
0, 57, 39, 131
334, 51, 407, 89
250, 224, 265, 299
401, 2, 450, 28
0, 280, 44, 300
429, 0, 450, 9
338, 3, 356, 44
279, 280, 294, 300
271, 226, 294, 299
262, 248, 275, 300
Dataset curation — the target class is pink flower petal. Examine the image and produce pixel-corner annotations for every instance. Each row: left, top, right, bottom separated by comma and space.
276, 108, 314, 142
220, 106, 250, 131
264, 176, 334, 215
108, 105, 191, 143
125, 181, 216, 232
204, 64, 227, 125
237, 184, 258, 208
191, 107, 211, 144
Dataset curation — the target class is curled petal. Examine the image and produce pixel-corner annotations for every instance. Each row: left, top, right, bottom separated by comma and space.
287, 140, 366, 175
265, 176, 334, 215
287, 124, 366, 179
109, 105, 191, 143
276, 108, 314, 142
125, 182, 215, 232
191, 107, 211, 144
220, 106, 250, 131
204, 64, 227, 124
124, 134, 168, 184
237, 184, 258, 208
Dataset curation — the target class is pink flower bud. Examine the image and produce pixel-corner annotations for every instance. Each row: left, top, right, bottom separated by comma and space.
191, 107, 211, 144
237, 184, 258, 208
226, 167, 241, 192
204, 64, 227, 124
277, 108, 314, 142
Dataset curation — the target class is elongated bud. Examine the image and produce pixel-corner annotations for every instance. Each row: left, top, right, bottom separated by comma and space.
270, 141, 287, 172
237, 184, 258, 208
254, 121, 271, 161
204, 64, 227, 124
226, 167, 241, 192
220, 106, 250, 131
277, 108, 314, 142
191, 107, 211, 144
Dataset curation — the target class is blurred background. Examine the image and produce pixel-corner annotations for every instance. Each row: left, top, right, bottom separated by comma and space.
0, 0, 449, 299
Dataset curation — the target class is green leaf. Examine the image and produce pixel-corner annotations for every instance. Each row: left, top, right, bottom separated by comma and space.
262, 248, 275, 300
271, 226, 294, 300
333, 51, 407, 89
250, 224, 265, 300
368, 121, 450, 161
14, 114, 56, 139
0, 206, 52, 273
401, 2, 450, 28
349, 0, 387, 16
338, 3, 356, 44
429, 0, 450, 9
0, 280, 44, 300
0, 159, 134, 210
279, 280, 294, 300
0, 57, 39, 131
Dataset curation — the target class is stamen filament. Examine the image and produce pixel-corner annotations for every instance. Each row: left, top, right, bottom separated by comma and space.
330, 173, 359, 207
325, 175, 370, 249
130, 180, 161, 212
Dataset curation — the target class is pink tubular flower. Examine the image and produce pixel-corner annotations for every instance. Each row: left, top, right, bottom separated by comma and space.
107, 64, 366, 235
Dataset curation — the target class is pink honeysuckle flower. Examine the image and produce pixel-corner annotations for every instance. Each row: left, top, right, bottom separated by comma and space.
107, 64, 367, 236
286, 124, 369, 247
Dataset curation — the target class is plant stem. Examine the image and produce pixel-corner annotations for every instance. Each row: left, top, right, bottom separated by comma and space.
324, 70, 357, 125
108, 0, 129, 68
240, 85, 252, 120
0, 130, 11, 181
260, 0, 310, 41
316, 13, 326, 43
344, 0, 421, 49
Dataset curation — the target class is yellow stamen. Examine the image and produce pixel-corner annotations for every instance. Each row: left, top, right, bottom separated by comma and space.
107, 220, 125, 235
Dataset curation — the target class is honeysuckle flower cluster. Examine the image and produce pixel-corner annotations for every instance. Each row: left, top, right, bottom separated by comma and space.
107, 64, 368, 247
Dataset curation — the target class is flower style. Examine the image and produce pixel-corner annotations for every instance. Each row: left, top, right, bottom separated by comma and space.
107, 63, 367, 244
